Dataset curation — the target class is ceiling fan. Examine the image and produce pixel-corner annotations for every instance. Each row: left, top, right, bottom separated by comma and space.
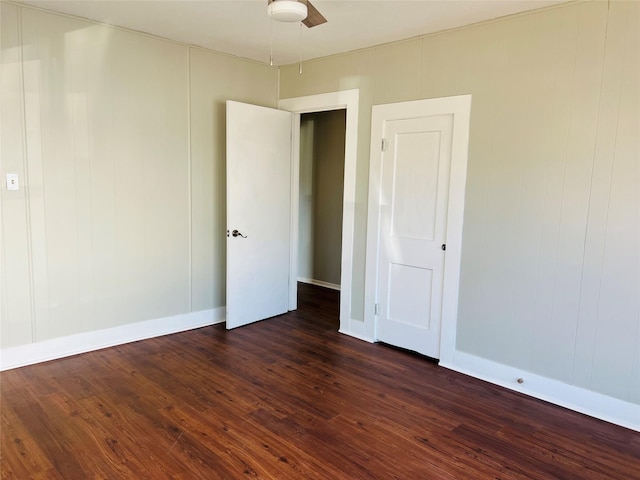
267, 0, 327, 28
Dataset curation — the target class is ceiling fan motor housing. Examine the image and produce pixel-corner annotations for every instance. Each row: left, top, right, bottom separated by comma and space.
268, 0, 308, 22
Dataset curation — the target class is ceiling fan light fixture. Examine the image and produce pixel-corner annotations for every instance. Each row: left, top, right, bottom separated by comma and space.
268, 0, 308, 23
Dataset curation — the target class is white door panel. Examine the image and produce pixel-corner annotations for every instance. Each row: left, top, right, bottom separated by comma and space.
376, 114, 454, 358
226, 101, 292, 329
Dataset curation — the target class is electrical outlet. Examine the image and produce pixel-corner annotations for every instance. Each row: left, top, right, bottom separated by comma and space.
6, 173, 19, 191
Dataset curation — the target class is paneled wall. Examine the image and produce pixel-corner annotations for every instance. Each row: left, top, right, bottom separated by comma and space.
1, 2, 32, 347
0, 3, 278, 349
280, 1, 639, 404
189, 47, 278, 311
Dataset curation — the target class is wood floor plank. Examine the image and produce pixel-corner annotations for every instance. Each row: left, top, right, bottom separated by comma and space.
79, 392, 201, 479
1, 283, 638, 479
0, 408, 63, 480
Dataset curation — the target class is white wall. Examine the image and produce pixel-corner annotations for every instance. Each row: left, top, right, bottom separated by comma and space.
280, 0, 639, 410
0, 3, 277, 354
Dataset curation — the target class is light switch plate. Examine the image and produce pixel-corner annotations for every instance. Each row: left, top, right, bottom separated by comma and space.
6, 173, 19, 191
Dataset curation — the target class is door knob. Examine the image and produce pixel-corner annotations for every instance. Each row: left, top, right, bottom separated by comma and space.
232, 229, 247, 238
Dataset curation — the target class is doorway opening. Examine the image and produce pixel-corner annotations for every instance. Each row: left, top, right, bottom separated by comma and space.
297, 110, 346, 296
279, 89, 359, 338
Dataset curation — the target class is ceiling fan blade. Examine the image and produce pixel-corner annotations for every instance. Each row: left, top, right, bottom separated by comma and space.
302, 0, 327, 28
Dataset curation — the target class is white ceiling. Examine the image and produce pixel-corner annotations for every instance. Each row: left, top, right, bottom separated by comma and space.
17, 0, 568, 66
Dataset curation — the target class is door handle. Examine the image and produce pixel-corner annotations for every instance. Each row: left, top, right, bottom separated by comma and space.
231, 229, 247, 238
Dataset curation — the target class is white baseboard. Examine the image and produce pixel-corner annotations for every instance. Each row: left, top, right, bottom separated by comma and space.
298, 277, 341, 291
440, 350, 640, 432
339, 317, 374, 343
338, 328, 375, 343
0, 308, 225, 371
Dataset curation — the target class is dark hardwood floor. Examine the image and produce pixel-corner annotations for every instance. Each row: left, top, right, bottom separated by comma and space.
1, 283, 639, 479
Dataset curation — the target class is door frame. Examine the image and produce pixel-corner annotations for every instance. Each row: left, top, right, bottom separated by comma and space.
364, 95, 471, 365
279, 89, 359, 335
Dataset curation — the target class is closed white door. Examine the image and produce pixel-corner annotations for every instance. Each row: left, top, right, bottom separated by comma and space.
226, 101, 292, 329
375, 113, 454, 358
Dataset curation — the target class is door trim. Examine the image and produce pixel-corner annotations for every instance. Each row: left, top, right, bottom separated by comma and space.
364, 95, 471, 364
279, 89, 359, 335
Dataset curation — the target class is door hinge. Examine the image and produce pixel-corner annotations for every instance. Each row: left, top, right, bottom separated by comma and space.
381, 138, 387, 152
374, 303, 380, 315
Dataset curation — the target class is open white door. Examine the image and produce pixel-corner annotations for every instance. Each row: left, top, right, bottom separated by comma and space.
226, 101, 292, 329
